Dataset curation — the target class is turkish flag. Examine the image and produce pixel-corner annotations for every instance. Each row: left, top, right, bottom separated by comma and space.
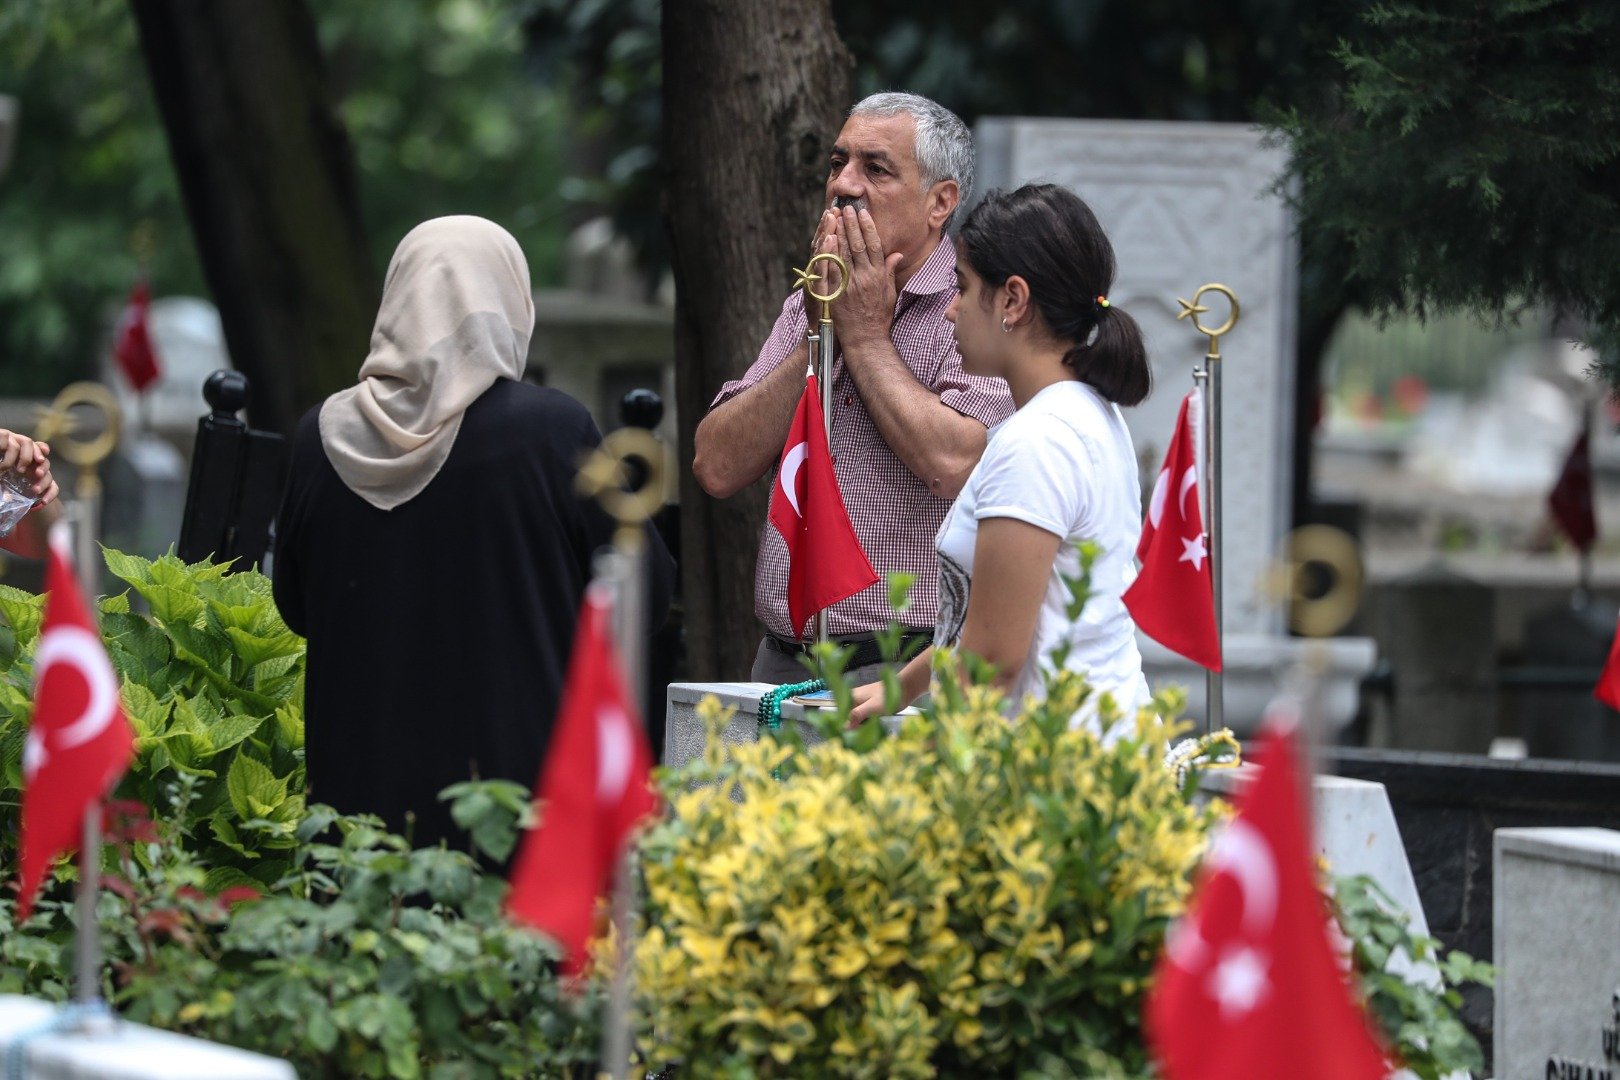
1146, 717, 1391, 1080
506, 584, 658, 977
1123, 392, 1222, 671
768, 373, 878, 639
1594, 612, 1620, 711
17, 523, 134, 919
1548, 426, 1596, 553
112, 280, 162, 394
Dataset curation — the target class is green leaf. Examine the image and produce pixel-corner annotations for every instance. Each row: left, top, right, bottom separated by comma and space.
205, 712, 266, 756
100, 547, 154, 590
201, 864, 263, 896
226, 752, 286, 822
0, 584, 44, 644
224, 626, 302, 669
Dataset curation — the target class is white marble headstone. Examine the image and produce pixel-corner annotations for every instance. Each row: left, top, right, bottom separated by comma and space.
974, 119, 1299, 637
1494, 828, 1620, 1080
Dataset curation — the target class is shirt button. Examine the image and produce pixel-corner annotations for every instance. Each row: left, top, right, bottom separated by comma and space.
844, 394, 854, 406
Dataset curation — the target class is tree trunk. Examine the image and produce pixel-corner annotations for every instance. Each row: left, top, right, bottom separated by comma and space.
663, 1, 853, 681
128, 0, 376, 435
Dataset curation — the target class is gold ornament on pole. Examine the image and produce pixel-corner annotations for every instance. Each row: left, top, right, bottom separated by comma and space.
575, 426, 665, 1080
1175, 284, 1239, 734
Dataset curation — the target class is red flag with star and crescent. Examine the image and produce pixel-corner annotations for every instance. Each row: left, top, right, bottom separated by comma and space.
768, 372, 878, 639
112, 279, 162, 394
506, 584, 658, 977
1145, 714, 1391, 1080
1548, 423, 1596, 554
18, 523, 135, 920
1124, 391, 1222, 671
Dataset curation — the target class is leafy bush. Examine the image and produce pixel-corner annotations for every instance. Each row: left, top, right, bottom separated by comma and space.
0, 549, 306, 888
635, 664, 1492, 1079
637, 670, 1216, 1079
0, 780, 601, 1079
0, 550, 596, 1077
1335, 874, 1494, 1080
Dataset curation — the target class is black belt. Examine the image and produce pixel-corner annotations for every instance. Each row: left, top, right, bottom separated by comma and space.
766, 630, 931, 671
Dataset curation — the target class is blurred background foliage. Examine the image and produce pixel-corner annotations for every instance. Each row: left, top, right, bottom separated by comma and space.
4, 0, 1617, 397
0, 0, 575, 397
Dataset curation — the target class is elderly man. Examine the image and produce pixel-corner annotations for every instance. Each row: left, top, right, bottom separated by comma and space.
693, 91, 1013, 684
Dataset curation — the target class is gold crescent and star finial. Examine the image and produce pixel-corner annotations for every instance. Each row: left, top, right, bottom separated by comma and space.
33, 381, 123, 499
794, 251, 850, 325
576, 427, 667, 546
1259, 525, 1364, 639
1176, 283, 1240, 360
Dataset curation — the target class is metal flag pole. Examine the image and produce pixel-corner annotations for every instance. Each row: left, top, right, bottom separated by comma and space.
1265, 524, 1365, 814
1176, 285, 1239, 735
791, 252, 849, 650
34, 382, 122, 1011
575, 426, 666, 1080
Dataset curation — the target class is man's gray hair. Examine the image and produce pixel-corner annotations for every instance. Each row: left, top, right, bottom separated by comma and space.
849, 91, 974, 227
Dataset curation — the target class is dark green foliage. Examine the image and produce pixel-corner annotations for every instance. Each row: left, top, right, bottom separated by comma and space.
0, 785, 600, 1079
0, 0, 572, 395
1270, 0, 1620, 383
0, 550, 306, 885
1334, 874, 1494, 1080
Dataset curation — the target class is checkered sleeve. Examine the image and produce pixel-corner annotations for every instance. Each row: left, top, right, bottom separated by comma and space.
925, 319, 1014, 428
710, 291, 809, 410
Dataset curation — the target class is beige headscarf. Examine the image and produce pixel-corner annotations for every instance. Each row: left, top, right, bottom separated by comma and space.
319, 215, 536, 510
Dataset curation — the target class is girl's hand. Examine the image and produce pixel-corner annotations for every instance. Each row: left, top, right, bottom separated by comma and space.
848, 681, 888, 727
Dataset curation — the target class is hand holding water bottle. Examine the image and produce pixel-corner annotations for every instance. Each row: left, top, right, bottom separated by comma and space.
0, 430, 58, 538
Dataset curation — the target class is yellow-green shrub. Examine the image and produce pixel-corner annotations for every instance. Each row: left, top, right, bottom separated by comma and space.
635, 668, 1219, 1079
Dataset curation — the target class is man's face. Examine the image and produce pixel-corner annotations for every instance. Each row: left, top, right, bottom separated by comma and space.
825, 113, 957, 269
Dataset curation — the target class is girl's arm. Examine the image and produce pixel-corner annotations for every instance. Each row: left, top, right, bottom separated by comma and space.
955, 517, 1061, 688
848, 516, 1060, 720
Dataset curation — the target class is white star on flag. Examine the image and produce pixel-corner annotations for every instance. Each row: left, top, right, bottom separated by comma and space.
1179, 533, 1208, 571
1211, 946, 1269, 1017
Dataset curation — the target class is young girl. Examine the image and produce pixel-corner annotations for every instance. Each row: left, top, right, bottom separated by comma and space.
850, 184, 1152, 730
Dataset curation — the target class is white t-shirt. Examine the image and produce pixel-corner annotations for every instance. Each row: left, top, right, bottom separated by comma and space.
934, 379, 1151, 730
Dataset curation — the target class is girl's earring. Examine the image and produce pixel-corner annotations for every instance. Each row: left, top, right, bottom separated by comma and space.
1001, 318, 1013, 333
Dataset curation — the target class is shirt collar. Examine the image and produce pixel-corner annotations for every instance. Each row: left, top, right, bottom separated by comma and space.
900, 236, 956, 298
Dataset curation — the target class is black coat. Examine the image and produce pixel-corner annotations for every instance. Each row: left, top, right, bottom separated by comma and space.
273, 378, 673, 850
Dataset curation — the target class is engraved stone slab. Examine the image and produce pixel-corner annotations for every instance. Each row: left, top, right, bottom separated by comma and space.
974, 118, 1299, 637
1493, 828, 1620, 1080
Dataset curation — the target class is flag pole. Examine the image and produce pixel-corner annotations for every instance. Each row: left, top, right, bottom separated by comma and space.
1177, 286, 1239, 734
793, 253, 849, 652
1577, 402, 1594, 608
574, 427, 666, 1080
35, 382, 123, 1014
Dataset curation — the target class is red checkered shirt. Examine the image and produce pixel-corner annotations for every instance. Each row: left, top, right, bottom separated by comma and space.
712, 239, 1014, 638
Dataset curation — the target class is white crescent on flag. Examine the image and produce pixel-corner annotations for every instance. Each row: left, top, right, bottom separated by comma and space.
1178, 465, 1198, 518
34, 624, 120, 751
1163, 820, 1278, 972
596, 704, 633, 802
778, 442, 809, 518
1147, 465, 1169, 529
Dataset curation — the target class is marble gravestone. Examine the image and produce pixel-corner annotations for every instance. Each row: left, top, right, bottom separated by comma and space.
1494, 828, 1620, 1080
973, 118, 1375, 730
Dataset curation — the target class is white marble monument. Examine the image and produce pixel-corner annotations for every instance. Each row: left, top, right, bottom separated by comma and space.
0, 995, 293, 1079
1493, 828, 1620, 1080
974, 118, 1375, 730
